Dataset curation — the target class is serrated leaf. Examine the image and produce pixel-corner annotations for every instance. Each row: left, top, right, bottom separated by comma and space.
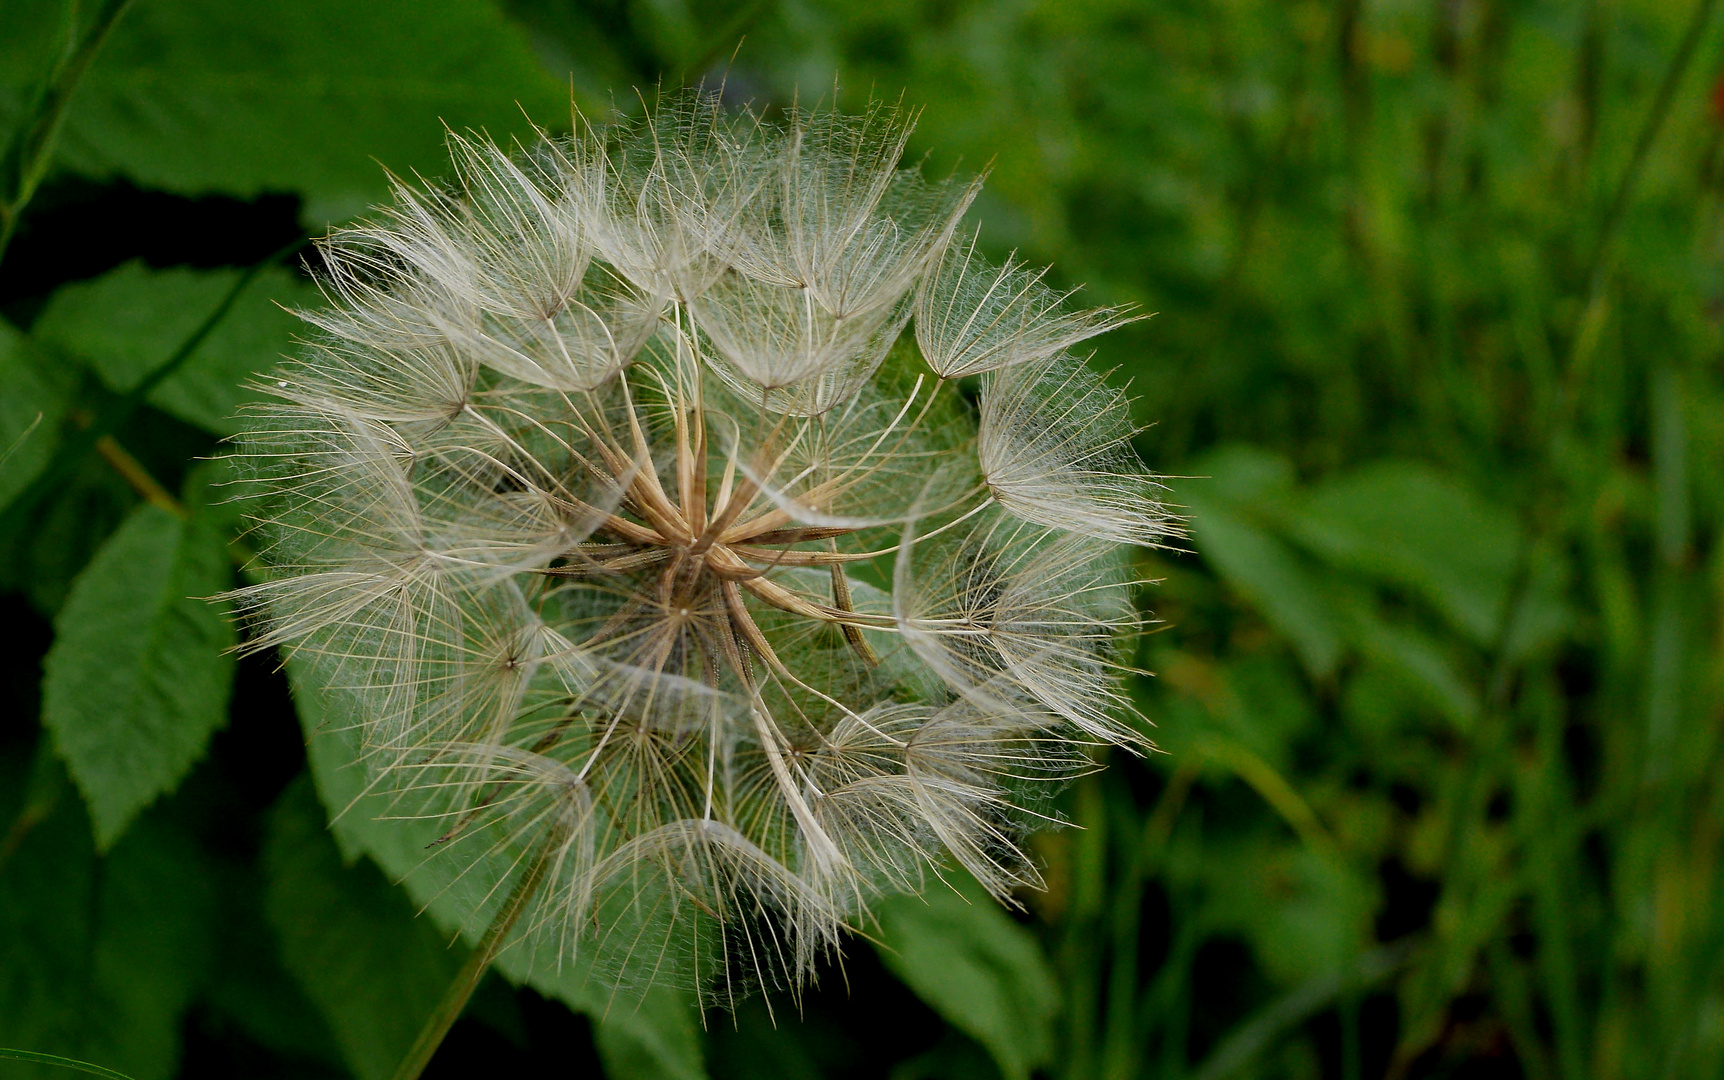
287, 658, 712, 1080
50, 0, 567, 223
872, 874, 1058, 1080
0, 317, 73, 514
0, 799, 216, 1080
41, 504, 236, 849
32, 261, 318, 436
262, 775, 465, 1080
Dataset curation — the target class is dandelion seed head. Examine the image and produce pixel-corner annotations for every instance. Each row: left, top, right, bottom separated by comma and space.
229, 88, 1178, 1005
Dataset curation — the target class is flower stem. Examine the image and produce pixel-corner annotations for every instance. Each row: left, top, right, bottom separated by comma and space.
388, 847, 553, 1080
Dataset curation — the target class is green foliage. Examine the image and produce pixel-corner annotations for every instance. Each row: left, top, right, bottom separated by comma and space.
289, 657, 711, 1080
4, 0, 1724, 1076
33, 261, 319, 436
873, 875, 1060, 1080
41, 0, 565, 223
0, 320, 71, 514
41, 504, 234, 850
262, 777, 466, 1080
0, 795, 215, 1080
590, 990, 709, 1080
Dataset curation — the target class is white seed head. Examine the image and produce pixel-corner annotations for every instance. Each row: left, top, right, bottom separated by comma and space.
228, 88, 1177, 1005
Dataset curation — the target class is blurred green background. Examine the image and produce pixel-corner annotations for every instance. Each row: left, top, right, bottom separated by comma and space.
3, 0, 1722, 1077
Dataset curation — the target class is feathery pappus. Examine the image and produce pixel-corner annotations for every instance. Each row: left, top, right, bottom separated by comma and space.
227, 89, 1176, 1006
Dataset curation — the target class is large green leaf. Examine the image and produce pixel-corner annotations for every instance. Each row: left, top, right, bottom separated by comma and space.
32, 261, 319, 436
1291, 461, 1523, 646
1185, 447, 1343, 680
591, 987, 708, 1080
201, 850, 346, 1073
1198, 840, 1375, 986
262, 775, 466, 1080
1189, 505, 1344, 681
0, 799, 216, 1080
0, 317, 74, 514
288, 658, 711, 1080
48, 0, 568, 223
872, 874, 1059, 1080
40, 504, 236, 849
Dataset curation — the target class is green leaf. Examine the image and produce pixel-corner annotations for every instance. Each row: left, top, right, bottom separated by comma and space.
32, 261, 318, 436
1189, 503, 1344, 681
1199, 842, 1375, 985
40, 504, 236, 850
201, 857, 346, 1072
287, 657, 712, 1079
90, 816, 220, 1078
52, 0, 568, 223
0, 0, 68, 122
262, 775, 466, 1080
872, 874, 1059, 1080
591, 986, 708, 1080
0, 318, 73, 515
1185, 447, 1343, 680
1292, 461, 1522, 646
0, 799, 216, 1080
1343, 604, 1481, 733
0, 452, 136, 617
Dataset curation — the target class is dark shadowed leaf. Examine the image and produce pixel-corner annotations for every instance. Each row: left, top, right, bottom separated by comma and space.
0, 318, 74, 515
0, 799, 216, 1080
262, 775, 465, 1080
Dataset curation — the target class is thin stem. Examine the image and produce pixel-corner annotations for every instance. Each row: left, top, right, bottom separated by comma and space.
95, 436, 184, 518
1577, 0, 1718, 302
388, 842, 554, 1080
1562, 0, 1718, 388
0, 1048, 137, 1080
0, 0, 137, 266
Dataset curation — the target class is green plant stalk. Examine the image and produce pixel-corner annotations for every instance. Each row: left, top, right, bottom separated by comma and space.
1563, 0, 1719, 392
1191, 944, 1411, 1080
1060, 774, 1108, 1079
1098, 823, 1145, 1080
1099, 763, 1195, 1079
0, 0, 136, 266
389, 843, 554, 1080
1578, 0, 1719, 301
1526, 701, 1585, 1080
